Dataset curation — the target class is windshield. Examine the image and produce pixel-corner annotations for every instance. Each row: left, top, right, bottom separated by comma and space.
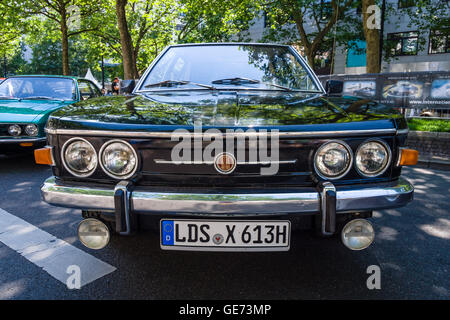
140, 45, 321, 92
0, 77, 76, 100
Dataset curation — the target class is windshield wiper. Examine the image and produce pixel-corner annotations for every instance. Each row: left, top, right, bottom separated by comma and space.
22, 96, 64, 101
212, 77, 260, 85
211, 77, 294, 91
144, 80, 216, 90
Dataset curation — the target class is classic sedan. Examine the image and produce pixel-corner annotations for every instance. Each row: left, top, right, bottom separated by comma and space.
0, 75, 101, 153
385, 82, 420, 98
36, 43, 418, 252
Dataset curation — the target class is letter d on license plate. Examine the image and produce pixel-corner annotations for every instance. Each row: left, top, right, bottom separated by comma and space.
160, 219, 290, 252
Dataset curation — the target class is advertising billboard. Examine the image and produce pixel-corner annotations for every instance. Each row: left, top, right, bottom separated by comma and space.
319, 71, 450, 109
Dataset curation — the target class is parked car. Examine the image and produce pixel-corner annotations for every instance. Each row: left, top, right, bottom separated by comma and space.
0, 75, 101, 153
385, 82, 420, 98
36, 43, 418, 252
353, 86, 376, 97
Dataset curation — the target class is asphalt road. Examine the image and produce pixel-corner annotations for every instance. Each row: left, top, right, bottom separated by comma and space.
0, 153, 448, 300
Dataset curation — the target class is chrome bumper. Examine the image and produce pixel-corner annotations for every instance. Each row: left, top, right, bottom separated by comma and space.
41, 176, 414, 216
0, 137, 46, 144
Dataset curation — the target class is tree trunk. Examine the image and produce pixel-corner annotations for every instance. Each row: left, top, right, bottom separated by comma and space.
59, 7, 70, 75
362, 0, 380, 73
116, 0, 136, 79
304, 49, 314, 69
132, 49, 139, 78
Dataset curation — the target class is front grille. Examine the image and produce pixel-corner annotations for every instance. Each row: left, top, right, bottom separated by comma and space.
54, 134, 397, 189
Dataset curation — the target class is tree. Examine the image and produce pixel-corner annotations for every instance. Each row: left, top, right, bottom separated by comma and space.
176, 0, 261, 42
362, 0, 380, 73
261, 0, 358, 70
3, 0, 104, 75
0, 2, 27, 70
116, 0, 135, 79
91, 0, 178, 79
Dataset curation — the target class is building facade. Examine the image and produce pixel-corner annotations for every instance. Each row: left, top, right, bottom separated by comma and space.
247, 0, 450, 75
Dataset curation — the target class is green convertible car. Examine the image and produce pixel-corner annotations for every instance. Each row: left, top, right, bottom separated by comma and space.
0, 75, 102, 153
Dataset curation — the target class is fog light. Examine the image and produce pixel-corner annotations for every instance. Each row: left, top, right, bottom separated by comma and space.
77, 218, 110, 250
341, 219, 374, 250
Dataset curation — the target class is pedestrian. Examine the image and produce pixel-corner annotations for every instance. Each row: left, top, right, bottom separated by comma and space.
112, 77, 120, 95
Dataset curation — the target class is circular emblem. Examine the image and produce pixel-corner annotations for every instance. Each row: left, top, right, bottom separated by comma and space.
163, 224, 173, 233
212, 233, 224, 245
214, 152, 236, 174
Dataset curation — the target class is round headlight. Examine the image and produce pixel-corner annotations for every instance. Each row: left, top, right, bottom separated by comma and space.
25, 124, 39, 136
62, 138, 97, 177
8, 124, 22, 136
100, 140, 137, 179
314, 141, 352, 179
355, 140, 391, 177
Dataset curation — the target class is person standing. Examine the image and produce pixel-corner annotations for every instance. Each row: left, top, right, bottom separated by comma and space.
112, 77, 120, 95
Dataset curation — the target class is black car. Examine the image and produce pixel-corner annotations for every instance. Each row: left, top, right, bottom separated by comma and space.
36, 43, 417, 252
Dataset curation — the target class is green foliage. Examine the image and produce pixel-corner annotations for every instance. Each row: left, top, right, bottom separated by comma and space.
177, 0, 261, 43
407, 118, 450, 133
260, 0, 362, 70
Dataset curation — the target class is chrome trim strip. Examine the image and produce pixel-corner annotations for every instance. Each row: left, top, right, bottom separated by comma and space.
41, 176, 414, 216
44, 128, 397, 138
0, 137, 46, 143
153, 159, 297, 165
396, 129, 409, 135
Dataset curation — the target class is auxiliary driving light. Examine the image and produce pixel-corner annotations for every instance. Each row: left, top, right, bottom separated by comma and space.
341, 219, 375, 250
77, 218, 110, 250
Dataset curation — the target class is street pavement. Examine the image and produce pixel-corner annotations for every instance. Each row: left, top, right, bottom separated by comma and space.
0, 153, 448, 299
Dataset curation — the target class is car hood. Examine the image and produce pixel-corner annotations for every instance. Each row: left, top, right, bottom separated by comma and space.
48, 91, 404, 132
0, 99, 69, 123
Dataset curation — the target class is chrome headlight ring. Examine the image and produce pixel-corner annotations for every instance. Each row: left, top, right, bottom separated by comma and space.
99, 139, 138, 180
61, 137, 98, 178
313, 140, 353, 180
355, 138, 392, 178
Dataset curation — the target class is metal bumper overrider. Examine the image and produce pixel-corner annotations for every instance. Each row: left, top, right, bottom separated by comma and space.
41, 176, 414, 217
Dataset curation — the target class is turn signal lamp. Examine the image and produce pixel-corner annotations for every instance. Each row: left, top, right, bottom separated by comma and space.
398, 148, 418, 166
35, 147, 54, 165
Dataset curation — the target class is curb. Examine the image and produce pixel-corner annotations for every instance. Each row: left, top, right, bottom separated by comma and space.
416, 157, 450, 171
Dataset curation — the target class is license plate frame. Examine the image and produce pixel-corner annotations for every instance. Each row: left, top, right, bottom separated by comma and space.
160, 219, 291, 252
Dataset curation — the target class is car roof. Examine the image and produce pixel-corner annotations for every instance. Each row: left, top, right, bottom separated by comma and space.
6, 75, 84, 80
168, 42, 291, 48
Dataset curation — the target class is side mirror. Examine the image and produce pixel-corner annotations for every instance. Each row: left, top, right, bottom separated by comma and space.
120, 79, 135, 95
325, 80, 343, 95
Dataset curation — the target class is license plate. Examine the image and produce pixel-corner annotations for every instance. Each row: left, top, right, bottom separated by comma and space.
160, 219, 290, 251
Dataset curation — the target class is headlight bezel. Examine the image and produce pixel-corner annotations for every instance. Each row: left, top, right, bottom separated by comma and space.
61, 137, 98, 178
99, 139, 138, 180
355, 138, 392, 178
313, 140, 353, 180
